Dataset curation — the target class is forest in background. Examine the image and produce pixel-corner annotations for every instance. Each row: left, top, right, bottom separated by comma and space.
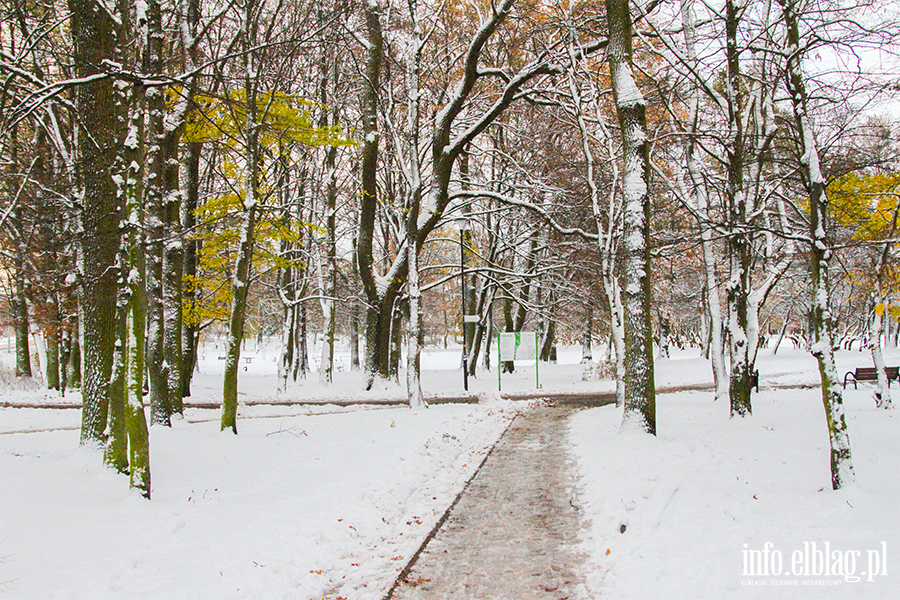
1, 0, 898, 497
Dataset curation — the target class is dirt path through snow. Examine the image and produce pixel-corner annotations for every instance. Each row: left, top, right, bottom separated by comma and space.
388, 403, 589, 600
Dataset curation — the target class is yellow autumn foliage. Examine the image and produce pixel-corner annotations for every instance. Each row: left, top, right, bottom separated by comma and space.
182, 90, 354, 329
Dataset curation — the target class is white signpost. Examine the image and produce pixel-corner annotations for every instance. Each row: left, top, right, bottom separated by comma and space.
496, 331, 539, 391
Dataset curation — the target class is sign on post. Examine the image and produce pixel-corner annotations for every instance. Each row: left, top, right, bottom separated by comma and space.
497, 331, 539, 391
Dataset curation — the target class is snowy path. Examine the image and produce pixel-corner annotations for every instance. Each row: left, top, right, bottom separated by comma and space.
388, 403, 593, 600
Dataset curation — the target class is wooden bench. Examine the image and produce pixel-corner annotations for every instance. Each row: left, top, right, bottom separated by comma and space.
843, 366, 899, 389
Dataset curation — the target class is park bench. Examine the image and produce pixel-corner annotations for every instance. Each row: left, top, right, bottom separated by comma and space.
842, 366, 899, 389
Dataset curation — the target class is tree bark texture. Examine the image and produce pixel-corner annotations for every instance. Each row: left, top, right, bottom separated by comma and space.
70, 0, 121, 445
221, 0, 261, 433
606, 0, 656, 434
780, 0, 855, 489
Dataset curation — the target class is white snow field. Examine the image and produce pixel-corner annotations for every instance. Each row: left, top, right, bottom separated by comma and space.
1, 341, 898, 599
570, 349, 900, 600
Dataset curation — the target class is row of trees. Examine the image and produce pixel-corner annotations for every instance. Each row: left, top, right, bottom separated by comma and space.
2, 0, 898, 497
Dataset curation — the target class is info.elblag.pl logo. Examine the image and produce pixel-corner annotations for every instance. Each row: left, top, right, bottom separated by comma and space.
741, 542, 888, 586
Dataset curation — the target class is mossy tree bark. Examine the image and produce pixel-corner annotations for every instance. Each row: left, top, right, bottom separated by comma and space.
221, 0, 261, 434
779, 0, 855, 489
69, 0, 121, 446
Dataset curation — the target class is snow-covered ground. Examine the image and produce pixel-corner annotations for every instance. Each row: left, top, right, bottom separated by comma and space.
1, 339, 898, 598
570, 349, 900, 599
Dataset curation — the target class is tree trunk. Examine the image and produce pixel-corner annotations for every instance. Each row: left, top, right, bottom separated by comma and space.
13, 257, 32, 378
220, 199, 257, 434
104, 251, 129, 474
45, 318, 60, 390
390, 298, 403, 382
868, 295, 892, 408
181, 141, 202, 397
357, 0, 390, 387
122, 75, 151, 496
780, 0, 855, 489
318, 143, 339, 385
468, 285, 494, 375
348, 236, 360, 370
581, 307, 593, 364
66, 315, 81, 388
294, 302, 309, 380
162, 138, 184, 414
483, 308, 493, 372
724, 0, 752, 418
606, 0, 656, 434
680, 0, 728, 402
145, 0, 171, 426
406, 232, 425, 407
221, 0, 261, 434
70, 0, 121, 446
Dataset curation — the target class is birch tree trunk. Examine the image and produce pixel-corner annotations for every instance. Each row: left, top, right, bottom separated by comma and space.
606, 0, 656, 433
779, 0, 855, 489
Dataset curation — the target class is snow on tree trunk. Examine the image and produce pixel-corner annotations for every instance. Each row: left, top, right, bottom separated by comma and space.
145, 0, 171, 427
8, 116, 32, 378
318, 143, 339, 385
350, 237, 361, 371
123, 98, 151, 498
105, 259, 129, 474
779, 0, 855, 489
604, 257, 627, 407
868, 295, 892, 408
467, 285, 494, 376
162, 178, 184, 415
581, 307, 593, 364
867, 194, 898, 407
406, 230, 425, 408
680, 0, 727, 402
724, 0, 752, 418
181, 141, 202, 397
104, 68, 138, 475
70, 0, 120, 446
606, 0, 656, 434
220, 198, 257, 433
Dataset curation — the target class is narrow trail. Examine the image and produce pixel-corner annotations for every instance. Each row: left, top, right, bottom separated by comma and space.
387, 404, 591, 600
